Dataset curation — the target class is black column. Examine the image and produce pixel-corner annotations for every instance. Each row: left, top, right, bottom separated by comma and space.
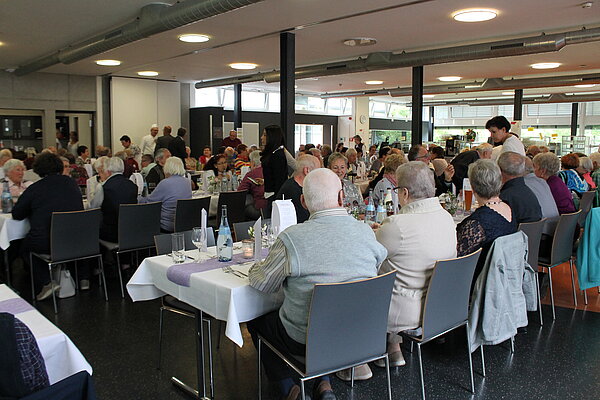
233, 83, 242, 130
571, 103, 579, 137
280, 32, 295, 149
513, 89, 523, 121
428, 106, 434, 142
411, 66, 424, 146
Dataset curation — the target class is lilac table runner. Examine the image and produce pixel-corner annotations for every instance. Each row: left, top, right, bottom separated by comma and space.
0, 298, 35, 314
167, 248, 269, 287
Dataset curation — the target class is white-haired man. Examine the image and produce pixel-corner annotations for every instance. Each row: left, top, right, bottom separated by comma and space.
498, 151, 542, 224
248, 168, 387, 400
451, 143, 493, 191
146, 148, 171, 192
275, 154, 320, 223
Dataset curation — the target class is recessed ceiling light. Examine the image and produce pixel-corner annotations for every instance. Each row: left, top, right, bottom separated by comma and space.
365, 80, 383, 85
452, 8, 498, 22
137, 71, 159, 77
229, 62, 258, 70
574, 84, 596, 88
95, 59, 121, 66
423, 94, 435, 98
178, 34, 210, 43
343, 37, 377, 47
502, 91, 515, 95
0, 41, 4, 46
438, 76, 462, 82
530, 62, 561, 69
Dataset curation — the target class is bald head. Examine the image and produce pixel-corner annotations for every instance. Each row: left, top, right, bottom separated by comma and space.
302, 168, 343, 213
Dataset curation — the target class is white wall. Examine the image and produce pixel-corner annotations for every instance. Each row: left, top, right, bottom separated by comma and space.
110, 77, 181, 150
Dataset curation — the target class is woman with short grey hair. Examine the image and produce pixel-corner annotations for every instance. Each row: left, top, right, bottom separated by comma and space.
577, 156, 596, 190
327, 152, 363, 208
532, 153, 576, 214
3, 159, 31, 197
456, 159, 516, 275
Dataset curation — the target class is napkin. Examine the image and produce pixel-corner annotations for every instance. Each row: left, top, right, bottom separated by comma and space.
254, 217, 262, 261
201, 208, 208, 251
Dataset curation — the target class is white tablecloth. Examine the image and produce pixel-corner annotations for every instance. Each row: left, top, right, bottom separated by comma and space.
127, 248, 281, 347
0, 213, 30, 250
0, 284, 92, 384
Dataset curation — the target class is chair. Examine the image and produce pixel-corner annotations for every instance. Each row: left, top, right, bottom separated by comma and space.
257, 272, 396, 400
518, 218, 547, 325
538, 211, 581, 319
401, 249, 482, 400
216, 191, 247, 225
153, 231, 217, 398
578, 191, 595, 227
99, 202, 161, 298
233, 220, 256, 241
174, 197, 211, 233
30, 209, 107, 314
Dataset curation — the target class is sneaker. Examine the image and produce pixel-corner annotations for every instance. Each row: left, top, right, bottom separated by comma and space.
36, 283, 61, 301
335, 364, 372, 381
80, 280, 90, 291
312, 380, 336, 400
374, 351, 406, 368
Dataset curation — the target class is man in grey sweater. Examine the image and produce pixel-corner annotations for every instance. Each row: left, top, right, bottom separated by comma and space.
248, 168, 387, 400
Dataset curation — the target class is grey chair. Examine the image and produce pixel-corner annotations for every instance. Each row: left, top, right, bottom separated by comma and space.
578, 191, 595, 227
257, 271, 396, 400
233, 220, 256, 241
99, 202, 161, 298
538, 211, 581, 319
401, 249, 482, 400
518, 218, 547, 325
217, 190, 247, 225
174, 197, 211, 232
30, 209, 107, 314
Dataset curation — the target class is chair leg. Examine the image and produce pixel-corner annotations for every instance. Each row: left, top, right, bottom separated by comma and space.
74, 261, 79, 291
465, 322, 475, 393
257, 338, 262, 400
510, 336, 515, 354
216, 320, 222, 349
350, 366, 355, 388
385, 354, 392, 400
49, 263, 58, 314
416, 343, 425, 400
534, 272, 543, 326
480, 346, 486, 377
206, 319, 214, 399
115, 252, 125, 298
569, 259, 578, 307
409, 341, 414, 353
583, 289, 588, 305
98, 256, 108, 301
300, 380, 306, 400
30, 253, 35, 303
157, 307, 164, 370
548, 268, 556, 320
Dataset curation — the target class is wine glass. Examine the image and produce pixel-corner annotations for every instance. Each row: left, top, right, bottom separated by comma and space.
191, 227, 207, 262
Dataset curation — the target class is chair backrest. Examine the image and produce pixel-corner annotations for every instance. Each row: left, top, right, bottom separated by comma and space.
118, 202, 162, 251
304, 272, 396, 375
174, 197, 211, 232
154, 227, 216, 255
50, 209, 101, 262
129, 173, 144, 196
233, 220, 256, 241
421, 249, 482, 340
550, 211, 581, 266
518, 218, 546, 268
217, 190, 247, 225
578, 191, 595, 226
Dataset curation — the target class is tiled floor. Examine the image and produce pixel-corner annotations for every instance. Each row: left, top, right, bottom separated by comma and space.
5, 262, 600, 400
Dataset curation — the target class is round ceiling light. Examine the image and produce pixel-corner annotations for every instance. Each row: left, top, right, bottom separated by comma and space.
365, 80, 383, 85
530, 62, 561, 69
95, 59, 121, 66
343, 37, 377, 47
574, 84, 596, 88
229, 62, 258, 70
137, 71, 159, 77
438, 76, 462, 82
178, 34, 210, 43
452, 9, 498, 22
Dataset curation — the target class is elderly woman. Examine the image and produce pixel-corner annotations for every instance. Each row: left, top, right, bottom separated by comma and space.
372, 154, 405, 206
533, 153, 576, 214
352, 161, 456, 376
558, 153, 588, 195
139, 157, 192, 232
238, 150, 265, 220
457, 160, 517, 276
3, 159, 32, 198
328, 152, 363, 208
184, 146, 199, 171
577, 156, 596, 190
590, 153, 600, 207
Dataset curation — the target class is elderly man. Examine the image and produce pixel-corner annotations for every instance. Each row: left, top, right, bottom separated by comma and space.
498, 152, 542, 224
275, 154, 320, 223
146, 148, 171, 192
222, 129, 242, 148
248, 168, 387, 400
523, 157, 559, 234
408, 144, 454, 196
451, 143, 493, 191
167, 127, 187, 163
141, 124, 159, 156
140, 154, 156, 178
155, 126, 174, 157
486, 116, 525, 156
346, 148, 365, 175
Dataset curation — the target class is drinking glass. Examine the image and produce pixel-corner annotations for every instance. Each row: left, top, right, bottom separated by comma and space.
191, 227, 207, 262
171, 233, 186, 264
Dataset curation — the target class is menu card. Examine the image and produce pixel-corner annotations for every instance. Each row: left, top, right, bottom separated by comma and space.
271, 199, 297, 236
254, 217, 262, 261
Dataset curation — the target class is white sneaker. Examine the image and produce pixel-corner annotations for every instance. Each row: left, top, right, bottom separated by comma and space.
336, 364, 373, 381
36, 283, 61, 301
374, 351, 406, 368
80, 280, 90, 290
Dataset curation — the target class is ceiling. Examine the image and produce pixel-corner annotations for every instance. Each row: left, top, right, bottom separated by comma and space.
1, 0, 600, 100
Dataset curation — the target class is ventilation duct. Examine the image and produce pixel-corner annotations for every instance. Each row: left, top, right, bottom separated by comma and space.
195, 26, 600, 89
14, 0, 265, 76
414, 93, 600, 107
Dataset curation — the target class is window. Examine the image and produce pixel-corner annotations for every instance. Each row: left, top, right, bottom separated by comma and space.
222, 89, 234, 109
241, 91, 266, 110
370, 101, 388, 118
267, 92, 280, 112
498, 105, 514, 117
307, 97, 325, 112
527, 103, 572, 116
390, 104, 411, 120
434, 106, 449, 119
194, 88, 221, 107
450, 106, 493, 118
294, 124, 323, 149
586, 102, 600, 116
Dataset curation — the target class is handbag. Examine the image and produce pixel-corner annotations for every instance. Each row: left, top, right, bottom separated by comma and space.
57, 266, 76, 299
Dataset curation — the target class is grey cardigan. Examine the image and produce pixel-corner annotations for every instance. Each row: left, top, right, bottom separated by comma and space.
468, 231, 537, 352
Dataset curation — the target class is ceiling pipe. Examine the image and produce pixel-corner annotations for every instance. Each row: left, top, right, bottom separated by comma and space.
414, 93, 600, 107
195, 26, 600, 89
14, 0, 265, 76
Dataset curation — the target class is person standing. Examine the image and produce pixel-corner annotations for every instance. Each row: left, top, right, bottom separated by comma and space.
260, 125, 288, 200
119, 135, 142, 165
168, 127, 187, 163
486, 116, 525, 157
140, 125, 159, 156
155, 126, 174, 157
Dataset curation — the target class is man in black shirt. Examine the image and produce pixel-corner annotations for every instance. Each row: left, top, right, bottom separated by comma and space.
155, 126, 173, 157
146, 148, 171, 192
275, 155, 320, 223
497, 151, 542, 224
451, 143, 493, 191
168, 127, 187, 163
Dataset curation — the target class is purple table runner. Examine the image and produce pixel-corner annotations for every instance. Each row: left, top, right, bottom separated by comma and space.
167, 248, 269, 287
0, 298, 35, 314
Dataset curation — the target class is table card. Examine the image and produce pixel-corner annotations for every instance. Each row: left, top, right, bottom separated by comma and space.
271, 199, 297, 236
254, 217, 262, 262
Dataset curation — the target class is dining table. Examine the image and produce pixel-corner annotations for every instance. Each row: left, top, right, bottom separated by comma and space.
0, 284, 93, 384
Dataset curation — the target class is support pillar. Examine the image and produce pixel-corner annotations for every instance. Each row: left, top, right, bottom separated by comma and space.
513, 89, 523, 136
233, 83, 242, 130
411, 66, 424, 146
571, 103, 579, 137
280, 32, 295, 150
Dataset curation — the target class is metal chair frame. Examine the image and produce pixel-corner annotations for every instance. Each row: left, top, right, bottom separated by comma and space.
518, 218, 547, 326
